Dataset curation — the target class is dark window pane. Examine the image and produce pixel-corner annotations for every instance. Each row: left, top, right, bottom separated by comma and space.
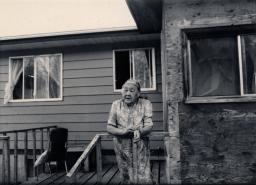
13, 74, 23, 99
190, 37, 240, 96
241, 35, 256, 94
12, 58, 23, 99
24, 57, 34, 99
115, 51, 130, 89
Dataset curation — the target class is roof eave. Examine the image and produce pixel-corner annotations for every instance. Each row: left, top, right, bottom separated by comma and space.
126, 0, 162, 33
0, 30, 160, 52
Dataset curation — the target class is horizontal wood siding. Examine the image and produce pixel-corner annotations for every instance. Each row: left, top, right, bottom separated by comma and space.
0, 42, 163, 149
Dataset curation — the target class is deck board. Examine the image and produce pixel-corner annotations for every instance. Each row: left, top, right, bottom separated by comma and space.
101, 165, 118, 185
37, 173, 66, 185
21, 173, 52, 185
107, 171, 120, 185
69, 171, 96, 185
21, 161, 167, 185
83, 164, 113, 185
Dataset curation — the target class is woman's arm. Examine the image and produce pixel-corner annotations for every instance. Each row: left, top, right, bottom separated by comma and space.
140, 99, 153, 136
107, 125, 133, 136
139, 125, 153, 136
107, 125, 125, 135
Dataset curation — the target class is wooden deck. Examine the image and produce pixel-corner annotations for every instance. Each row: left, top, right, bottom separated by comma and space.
21, 160, 167, 185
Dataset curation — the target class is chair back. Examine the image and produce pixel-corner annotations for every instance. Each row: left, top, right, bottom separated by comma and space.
47, 127, 68, 161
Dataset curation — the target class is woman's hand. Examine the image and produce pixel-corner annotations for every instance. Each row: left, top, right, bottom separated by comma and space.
133, 130, 140, 142
120, 128, 134, 137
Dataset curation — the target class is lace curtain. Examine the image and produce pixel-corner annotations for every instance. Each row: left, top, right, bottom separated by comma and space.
4, 59, 24, 104
35, 55, 60, 99
133, 49, 152, 89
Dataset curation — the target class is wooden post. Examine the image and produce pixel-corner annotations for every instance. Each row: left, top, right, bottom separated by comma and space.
40, 129, 44, 153
168, 102, 181, 184
96, 137, 102, 183
14, 132, 18, 184
47, 128, 50, 148
24, 131, 28, 180
1, 136, 10, 185
32, 130, 36, 177
133, 139, 138, 184
164, 136, 171, 184
40, 129, 44, 173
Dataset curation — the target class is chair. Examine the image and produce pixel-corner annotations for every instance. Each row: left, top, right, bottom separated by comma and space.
46, 127, 68, 174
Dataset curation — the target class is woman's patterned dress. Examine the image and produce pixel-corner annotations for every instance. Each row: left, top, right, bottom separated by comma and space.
108, 98, 153, 184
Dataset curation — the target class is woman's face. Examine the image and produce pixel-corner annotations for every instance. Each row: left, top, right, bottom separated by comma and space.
121, 83, 140, 105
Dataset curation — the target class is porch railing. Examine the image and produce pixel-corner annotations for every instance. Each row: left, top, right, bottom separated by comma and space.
0, 125, 57, 184
67, 132, 170, 184
1, 135, 10, 184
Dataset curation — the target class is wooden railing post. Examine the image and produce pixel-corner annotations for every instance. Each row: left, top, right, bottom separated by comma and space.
40, 129, 45, 173
14, 132, 18, 184
24, 131, 28, 181
164, 136, 171, 184
1, 136, 10, 185
96, 136, 102, 183
133, 139, 138, 184
32, 129, 36, 177
47, 128, 50, 148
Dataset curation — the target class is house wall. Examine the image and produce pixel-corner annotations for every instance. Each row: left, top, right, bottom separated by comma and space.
163, 0, 256, 184
0, 40, 163, 150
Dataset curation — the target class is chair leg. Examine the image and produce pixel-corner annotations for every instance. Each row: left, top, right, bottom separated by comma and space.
64, 161, 68, 173
47, 162, 52, 174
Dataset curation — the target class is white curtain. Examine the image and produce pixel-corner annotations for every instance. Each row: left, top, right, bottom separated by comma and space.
35, 55, 60, 99
133, 50, 152, 88
35, 56, 49, 99
49, 55, 60, 98
4, 59, 23, 104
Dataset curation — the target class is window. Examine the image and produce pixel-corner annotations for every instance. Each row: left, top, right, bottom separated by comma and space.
5, 54, 62, 103
186, 32, 256, 103
113, 48, 156, 91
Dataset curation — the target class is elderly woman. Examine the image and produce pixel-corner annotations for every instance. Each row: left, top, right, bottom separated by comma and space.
107, 79, 153, 184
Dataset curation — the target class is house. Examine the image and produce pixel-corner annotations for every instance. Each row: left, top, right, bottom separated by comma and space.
0, 1, 163, 183
1, 0, 256, 184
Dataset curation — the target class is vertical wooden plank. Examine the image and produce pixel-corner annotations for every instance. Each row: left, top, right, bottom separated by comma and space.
24, 131, 28, 181
47, 128, 50, 148
32, 130, 36, 177
40, 129, 45, 173
2, 137, 6, 184
2, 136, 10, 185
164, 136, 171, 184
161, 28, 168, 131
133, 139, 138, 184
14, 132, 18, 184
40, 129, 44, 153
96, 137, 102, 183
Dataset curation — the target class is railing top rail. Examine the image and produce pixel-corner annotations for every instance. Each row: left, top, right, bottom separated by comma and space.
67, 134, 101, 178
0, 125, 58, 134
0, 136, 10, 140
99, 131, 170, 140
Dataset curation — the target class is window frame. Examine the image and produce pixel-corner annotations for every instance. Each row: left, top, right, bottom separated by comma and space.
113, 47, 156, 92
8, 53, 63, 102
184, 29, 256, 104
